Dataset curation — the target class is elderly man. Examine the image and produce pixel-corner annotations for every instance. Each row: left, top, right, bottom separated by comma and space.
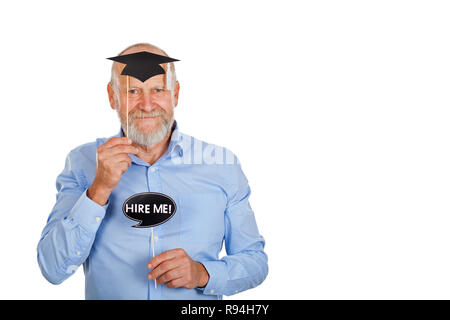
37, 43, 268, 300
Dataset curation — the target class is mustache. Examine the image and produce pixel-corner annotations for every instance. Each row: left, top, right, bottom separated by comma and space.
129, 109, 166, 119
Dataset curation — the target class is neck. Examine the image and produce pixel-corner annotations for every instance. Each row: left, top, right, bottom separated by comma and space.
131, 131, 172, 165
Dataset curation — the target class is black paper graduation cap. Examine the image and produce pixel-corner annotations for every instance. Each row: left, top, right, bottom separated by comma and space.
107, 51, 179, 82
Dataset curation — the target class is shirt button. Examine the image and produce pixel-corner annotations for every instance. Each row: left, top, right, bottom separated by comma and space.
154, 236, 159, 241
235, 290, 238, 293
95, 217, 101, 223
210, 289, 214, 294
76, 251, 81, 256
150, 167, 156, 173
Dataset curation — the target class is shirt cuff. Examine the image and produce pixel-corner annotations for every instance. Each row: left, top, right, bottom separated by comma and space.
197, 260, 228, 295
66, 189, 109, 234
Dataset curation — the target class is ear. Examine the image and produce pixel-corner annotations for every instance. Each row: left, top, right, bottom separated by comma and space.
173, 81, 180, 108
107, 82, 116, 110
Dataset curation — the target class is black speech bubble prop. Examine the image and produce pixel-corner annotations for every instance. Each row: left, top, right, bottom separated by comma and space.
122, 192, 177, 228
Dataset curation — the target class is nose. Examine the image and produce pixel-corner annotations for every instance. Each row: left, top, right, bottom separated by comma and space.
139, 90, 158, 112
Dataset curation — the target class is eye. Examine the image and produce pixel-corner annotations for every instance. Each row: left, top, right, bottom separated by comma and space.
128, 89, 138, 94
152, 88, 165, 93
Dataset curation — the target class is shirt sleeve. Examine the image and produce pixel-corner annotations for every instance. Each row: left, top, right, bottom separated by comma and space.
197, 161, 268, 296
37, 151, 108, 285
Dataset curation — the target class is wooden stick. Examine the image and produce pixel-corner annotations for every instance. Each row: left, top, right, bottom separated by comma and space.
151, 227, 157, 288
126, 76, 129, 137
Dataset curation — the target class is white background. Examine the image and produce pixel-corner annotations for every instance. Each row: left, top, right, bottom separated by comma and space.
0, 0, 449, 299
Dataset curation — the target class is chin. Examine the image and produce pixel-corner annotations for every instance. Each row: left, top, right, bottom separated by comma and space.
135, 128, 156, 137
135, 122, 159, 132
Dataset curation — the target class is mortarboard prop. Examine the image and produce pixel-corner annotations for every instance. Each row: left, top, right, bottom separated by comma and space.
108, 51, 179, 289
107, 51, 179, 83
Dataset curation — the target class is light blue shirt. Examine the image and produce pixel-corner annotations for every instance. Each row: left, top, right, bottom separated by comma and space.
37, 121, 268, 300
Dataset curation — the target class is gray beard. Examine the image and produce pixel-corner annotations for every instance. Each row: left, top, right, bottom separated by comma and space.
116, 103, 174, 147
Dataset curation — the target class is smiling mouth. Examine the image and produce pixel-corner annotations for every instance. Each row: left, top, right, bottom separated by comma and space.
135, 115, 161, 119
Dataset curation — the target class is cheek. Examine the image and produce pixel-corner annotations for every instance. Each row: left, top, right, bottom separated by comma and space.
122, 97, 141, 115
160, 96, 175, 113
162, 104, 174, 116
148, 96, 174, 115
122, 94, 174, 114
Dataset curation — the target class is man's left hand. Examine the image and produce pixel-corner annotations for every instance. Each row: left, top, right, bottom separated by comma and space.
147, 248, 209, 289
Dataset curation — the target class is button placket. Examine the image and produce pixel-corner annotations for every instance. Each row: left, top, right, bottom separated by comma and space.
147, 166, 161, 191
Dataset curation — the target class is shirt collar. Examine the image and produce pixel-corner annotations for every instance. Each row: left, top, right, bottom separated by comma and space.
116, 120, 184, 166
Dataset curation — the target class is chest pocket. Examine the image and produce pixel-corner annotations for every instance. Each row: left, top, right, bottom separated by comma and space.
177, 193, 226, 244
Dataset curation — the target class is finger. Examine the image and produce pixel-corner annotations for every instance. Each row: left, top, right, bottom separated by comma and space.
103, 154, 131, 163
105, 145, 139, 156
117, 160, 131, 172
156, 268, 183, 285
148, 258, 180, 281
166, 277, 186, 289
148, 248, 185, 270
101, 158, 131, 172
101, 137, 132, 149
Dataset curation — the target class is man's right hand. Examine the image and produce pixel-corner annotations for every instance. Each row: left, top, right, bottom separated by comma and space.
87, 137, 139, 206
